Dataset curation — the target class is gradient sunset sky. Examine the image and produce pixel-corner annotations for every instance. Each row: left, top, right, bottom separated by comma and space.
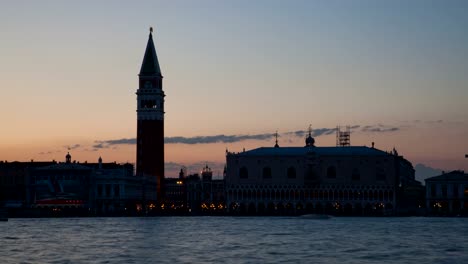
1, 1, 467, 177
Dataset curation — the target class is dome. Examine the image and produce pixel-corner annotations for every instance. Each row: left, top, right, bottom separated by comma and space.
304, 125, 315, 147
305, 135, 315, 147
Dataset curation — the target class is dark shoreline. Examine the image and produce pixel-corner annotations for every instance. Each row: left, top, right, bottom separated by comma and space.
5, 210, 465, 218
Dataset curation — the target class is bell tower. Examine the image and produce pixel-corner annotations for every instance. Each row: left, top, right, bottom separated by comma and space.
136, 27, 165, 201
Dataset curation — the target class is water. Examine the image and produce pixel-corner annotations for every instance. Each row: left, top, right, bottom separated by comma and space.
1, 217, 467, 264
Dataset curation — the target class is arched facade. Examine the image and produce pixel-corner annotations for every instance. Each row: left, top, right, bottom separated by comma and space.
225, 144, 410, 215
225, 183, 395, 215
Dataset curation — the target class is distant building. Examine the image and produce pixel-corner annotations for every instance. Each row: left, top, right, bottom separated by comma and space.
185, 174, 202, 213
0, 160, 55, 210
30, 154, 93, 211
164, 165, 226, 214
93, 158, 156, 215
225, 130, 417, 215
164, 169, 187, 212
0, 153, 156, 216
425, 170, 468, 215
198, 165, 226, 212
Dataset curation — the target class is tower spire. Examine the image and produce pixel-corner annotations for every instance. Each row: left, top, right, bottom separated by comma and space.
139, 27, 162, 76
274, 131, 279, 148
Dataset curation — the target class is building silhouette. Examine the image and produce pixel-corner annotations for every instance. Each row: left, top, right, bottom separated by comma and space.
425, 170, 468, 215
0, 153, 157, 216
165, 165, 226, 215
225, 131, 419, 215
136, 28, 165, 201
0, 160, 56, 210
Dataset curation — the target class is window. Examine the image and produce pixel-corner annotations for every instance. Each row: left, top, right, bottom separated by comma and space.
114, 185, 120, 198
263, 167, 272, 179
140, 100, 157, 109
431, 184, 436, 197
97, 185, 103, 197
327, 166, 336, 179
239, 167, 248, 179
105, 184, 111, 197
144, 81, 152, 88
287, 167, 296, 179
453, 185, 459, 198
351, 168, 360, 181
442, 185, 447, 198
376, 167, 386, 181
305, 165, 316, 180
464, 187, 468, 198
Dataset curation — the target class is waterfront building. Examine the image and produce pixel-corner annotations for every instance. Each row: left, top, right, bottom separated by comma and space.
164, 169, 187, 212
94, 157, 157, 215
0, 160, 55, 211
185, 173, 202, 213
136, 28, 165, 201
26, 153, 156, 216
30, 153, 93, 211
425, 170, 468, 215
163, 165, 226, 214
198, 165, 226, 212
225, 130, 417, 215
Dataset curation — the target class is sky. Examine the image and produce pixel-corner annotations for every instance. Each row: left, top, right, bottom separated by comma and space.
1, 0, 467, 177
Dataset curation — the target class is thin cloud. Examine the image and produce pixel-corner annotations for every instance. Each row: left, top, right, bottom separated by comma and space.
286, 125, 360, 138
64, 144, 81, 150
38, 151, 53, 155
99, 138, 136, 145
83, 148, 98, 152
94, 133, 276, 148
94, 128, 340, 148
92, 143, 105, 149
426, 120, 443, 124
93, 124, 397, 149
361, 125, 400, 133
165, 162, 185, 171
165, 134, 274, 144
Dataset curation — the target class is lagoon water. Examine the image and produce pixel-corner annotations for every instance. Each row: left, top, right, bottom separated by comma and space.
1, 217, 467, 263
